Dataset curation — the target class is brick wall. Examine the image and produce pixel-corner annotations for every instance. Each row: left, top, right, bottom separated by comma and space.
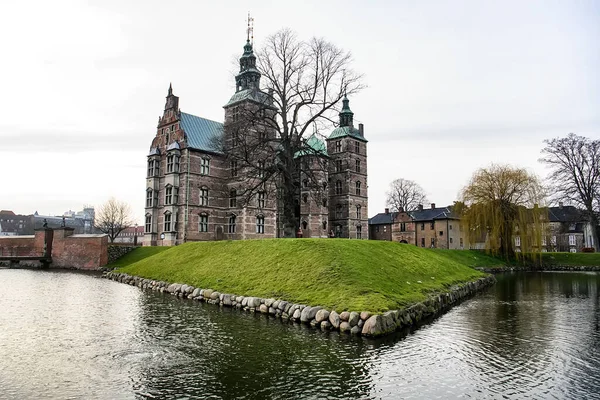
51, 230, 108, 269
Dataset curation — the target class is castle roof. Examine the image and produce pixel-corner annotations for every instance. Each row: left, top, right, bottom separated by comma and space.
180, 112, 224, 154
409, 207, 459, 221
547, 205, 585, 223
294, 134, 328, 158
327, 126, 367, 142
368, 212, 399, 225
223, 88, 272, 108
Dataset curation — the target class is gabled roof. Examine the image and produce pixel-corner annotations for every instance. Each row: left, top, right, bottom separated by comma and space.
368, 212, 398, 225
548, 206, 585, 223
224, 88, 272, 108
408, 207, 459, 221
294, 134, 328, 158
179, 112, 224, 154
327, 126, 367, 142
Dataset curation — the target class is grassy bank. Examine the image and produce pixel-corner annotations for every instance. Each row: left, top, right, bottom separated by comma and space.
540, 252, 600, 266
112, 239, 486, 312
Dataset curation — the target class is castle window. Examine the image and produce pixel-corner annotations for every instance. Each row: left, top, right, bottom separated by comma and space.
355, 141, 360, 153
355, 181, 361, 196
357, 225, 362, 239
303, 194, 308, 203
164, 213, 172, 232
200, 187, 209, 206
257, 191, 265, 208
322, 199, 327, 207
165, 186, 173, 205
450, 237, 453, 244
322, 221, 327, 230
569, 235, 576, 246
258, 161, 265, 178
302, 221, 308, 230
228, 215, 236, 233
439, 231, 444, 236
146, 189, 153, 208
335, 225, 342, 237
335, 160, 343, 173
430, 222, 435, 230
256, 215, 265, 234
400, 222, 406, 232
431, 238, 435, 247
515, 236, 521, 247
231, 160, 238, 177
335, 180, 342, 195
356, 205, 361, 219
421, 223, 425, 231
229, 189, 237, 208
335, 141, 342, 152
147, 160, 155, 177
145, 215, 152, 233
166, 154, 178, 173
232, 107, 240, 122
303, 179, 308, 188
449, 224, 453, 230
421, 238, 425, 247
201, 158, 210, 175
336, 204, 343, 219
198, 214, 208, 232
356, 160, 361, 173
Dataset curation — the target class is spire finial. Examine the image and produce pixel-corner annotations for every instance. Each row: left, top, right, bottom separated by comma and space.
168, 82, 173, 96
247, 12, 254, 44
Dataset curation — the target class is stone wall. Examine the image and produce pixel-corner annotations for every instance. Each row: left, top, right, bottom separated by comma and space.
104, 271, 496, 338
107, 245, 138, 264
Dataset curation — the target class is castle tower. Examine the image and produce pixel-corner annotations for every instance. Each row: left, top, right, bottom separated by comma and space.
326, 96, 368, 239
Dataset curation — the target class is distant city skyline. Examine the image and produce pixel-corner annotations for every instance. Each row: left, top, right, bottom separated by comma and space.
1, 0, 598, 223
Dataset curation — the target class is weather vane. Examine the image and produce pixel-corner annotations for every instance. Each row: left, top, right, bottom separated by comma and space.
247, 12, 254, 44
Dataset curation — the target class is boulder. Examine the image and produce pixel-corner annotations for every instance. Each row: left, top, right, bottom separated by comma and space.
361, 315, 384, 336
339, 311, 350, 322
272, 300, 280, 309
259, 304, 268, 313
339, 321, 351, 333
315, 309, 330, 323
292, 309, 301, 320
222, 294, 232, 306
210, 291, 220, 301
247, 297, 261, 308
203, 289, 213, 299
265, 298, 276, 307
300, 306, 322, 323
191, 288, 201, 298
321, 321, 331, 330
329, 310, 341, 329
360, 311, 372, 321
348, 312, 360, 326
351, 326, 362, 335
278, 301, 288, 311
269, 307, 277, 315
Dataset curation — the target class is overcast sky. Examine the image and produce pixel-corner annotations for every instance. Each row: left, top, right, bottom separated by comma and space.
1, 0, 598, 223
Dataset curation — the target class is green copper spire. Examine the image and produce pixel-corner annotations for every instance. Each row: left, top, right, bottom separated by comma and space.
339, 94, 354, 127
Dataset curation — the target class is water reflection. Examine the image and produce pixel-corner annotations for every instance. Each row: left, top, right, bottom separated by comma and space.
0, 269, 598, 399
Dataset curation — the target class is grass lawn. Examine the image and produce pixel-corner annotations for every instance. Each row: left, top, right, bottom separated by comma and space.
112, 239, 486, 312
540, 252, 600, 266
427, 249, 507, 268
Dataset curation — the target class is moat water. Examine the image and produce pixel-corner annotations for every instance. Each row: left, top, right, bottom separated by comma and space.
0, 269, 598, 399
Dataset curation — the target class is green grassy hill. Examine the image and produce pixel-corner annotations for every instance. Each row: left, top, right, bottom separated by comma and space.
113, 239, 488, 312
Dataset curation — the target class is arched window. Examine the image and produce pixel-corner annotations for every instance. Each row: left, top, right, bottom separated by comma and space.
228, 215, 236, 233
356, 225, 362, 239
302, 220, 308, 230
356, 205, 361, 219
355, 181, 361, 196
336, 204, 343, 219
146, 188, 153, 208
335, 180, 342, 195
322, 221, 327, 230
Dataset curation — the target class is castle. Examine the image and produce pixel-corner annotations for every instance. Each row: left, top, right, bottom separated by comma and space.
144, 37, 368, 246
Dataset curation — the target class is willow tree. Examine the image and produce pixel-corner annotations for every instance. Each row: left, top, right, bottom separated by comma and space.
458, 164, 546, 260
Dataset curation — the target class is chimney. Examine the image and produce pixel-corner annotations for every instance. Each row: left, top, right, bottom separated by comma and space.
398, 206, 404, 213
358, 123, 364, 136
385, 208, 389, 214
418, 204, 423, 211
431, 203, 436, 209
559, 202, 563, 209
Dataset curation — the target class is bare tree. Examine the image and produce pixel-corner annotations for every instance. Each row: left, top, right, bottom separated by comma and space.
223, 29, 364, 237
540, 133, 600, 250
386, 178, 428, 212
95, 198, 135, 243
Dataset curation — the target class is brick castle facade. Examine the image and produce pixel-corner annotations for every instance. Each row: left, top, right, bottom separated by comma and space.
144, 38, 368, 245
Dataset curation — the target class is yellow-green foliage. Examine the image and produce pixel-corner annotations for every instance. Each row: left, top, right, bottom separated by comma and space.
114, 239, 486, 312
458, 164, 546, 260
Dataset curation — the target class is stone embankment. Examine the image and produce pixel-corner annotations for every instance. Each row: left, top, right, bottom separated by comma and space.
107, 245, 138, 264
104, 271, 496, 337
477, 265, 600, 273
